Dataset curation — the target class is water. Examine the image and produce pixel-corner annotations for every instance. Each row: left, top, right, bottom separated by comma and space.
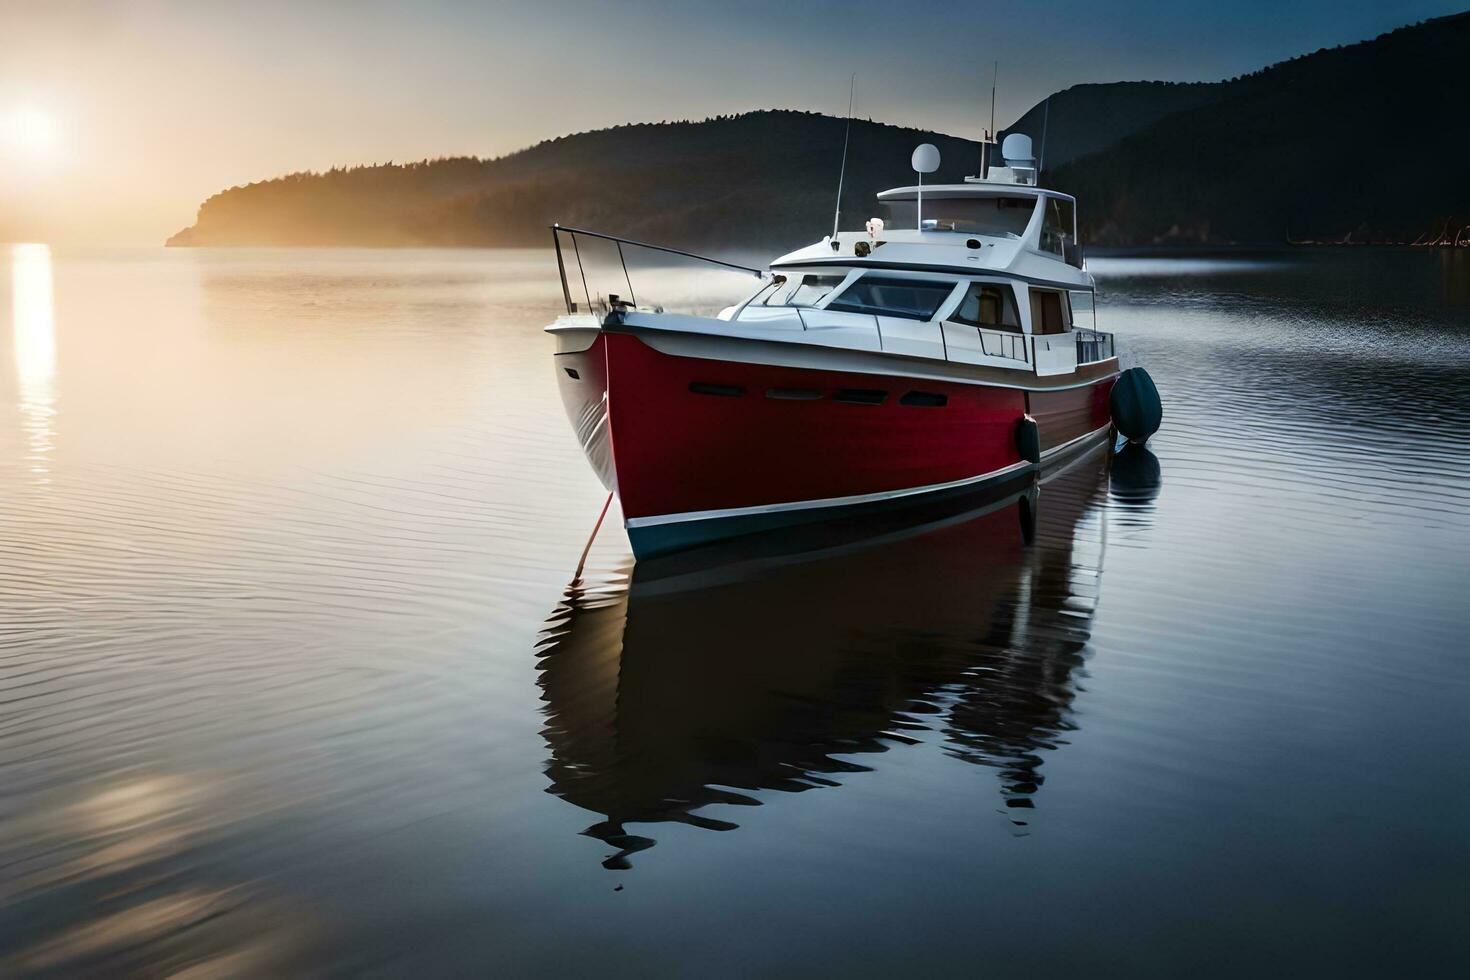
2, 245, 1468, 977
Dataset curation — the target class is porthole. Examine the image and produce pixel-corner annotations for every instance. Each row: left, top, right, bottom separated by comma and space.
834, 388, 887, 405
766, 387, 823, 400
689, 382, 744, 397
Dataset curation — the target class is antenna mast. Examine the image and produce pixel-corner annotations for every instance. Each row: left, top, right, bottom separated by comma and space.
1038, 96, 1051, 180
832, 73, 856, 240
979, 62, 999, 178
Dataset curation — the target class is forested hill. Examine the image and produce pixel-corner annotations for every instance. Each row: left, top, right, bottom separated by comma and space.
167, 113, 984, 252
1041, 12, 1470, 245
169, 12, 1470, 250
999, 81, 1222, 171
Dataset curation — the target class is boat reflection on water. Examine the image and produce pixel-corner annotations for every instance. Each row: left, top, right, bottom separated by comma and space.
536, 444, 1160, 869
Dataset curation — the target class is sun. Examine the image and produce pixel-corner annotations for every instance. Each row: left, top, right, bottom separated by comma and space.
1, 105, 60, 165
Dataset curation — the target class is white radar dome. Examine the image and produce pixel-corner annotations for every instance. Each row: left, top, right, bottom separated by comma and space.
1002, 133, 1035, 166
911, 143, 941, 174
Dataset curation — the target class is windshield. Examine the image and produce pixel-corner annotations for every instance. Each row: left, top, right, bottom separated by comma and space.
754, 273, 847, 308
825, 277, 957, 321
879, 195, 1036, 237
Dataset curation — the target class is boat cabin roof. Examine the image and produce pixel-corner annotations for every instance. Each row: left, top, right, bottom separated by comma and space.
770, 179, 1089, 288
876, 184, 1075, 204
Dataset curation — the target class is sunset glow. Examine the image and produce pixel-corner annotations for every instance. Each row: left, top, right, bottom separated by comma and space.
4, 0, 1463, 245
1, 105, 60, 166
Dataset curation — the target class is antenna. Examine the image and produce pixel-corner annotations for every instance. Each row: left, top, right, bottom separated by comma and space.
978, 62, 999, 179
832, 73, 856, 240
989, 62, 998, 141
1038, 96, 1051, 181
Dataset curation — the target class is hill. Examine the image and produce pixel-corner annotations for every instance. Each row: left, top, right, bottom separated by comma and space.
169, 12, 1470, 250
167, 112, 985, 252
1045, 12, 1470, 244
999, 81, 1222, 171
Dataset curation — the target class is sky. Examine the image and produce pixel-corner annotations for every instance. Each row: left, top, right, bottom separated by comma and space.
2, 0, 1465, 245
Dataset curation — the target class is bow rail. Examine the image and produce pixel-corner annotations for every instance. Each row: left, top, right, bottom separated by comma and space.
552, 224, 766, 318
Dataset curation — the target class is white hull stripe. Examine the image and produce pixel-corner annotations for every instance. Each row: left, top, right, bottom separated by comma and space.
623, 327, 1119, 393
624, 423, 1110, 530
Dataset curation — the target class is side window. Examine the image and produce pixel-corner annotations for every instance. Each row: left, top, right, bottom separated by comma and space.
1040, 197, 1076, 260
1029, 289, 1073, 334
950, 283, 1021, 331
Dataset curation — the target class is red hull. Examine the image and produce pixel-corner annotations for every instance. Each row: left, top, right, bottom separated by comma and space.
555, 331, 1114, 555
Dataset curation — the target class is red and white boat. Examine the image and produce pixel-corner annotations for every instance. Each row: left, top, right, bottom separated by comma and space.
547, 135, 1158, 558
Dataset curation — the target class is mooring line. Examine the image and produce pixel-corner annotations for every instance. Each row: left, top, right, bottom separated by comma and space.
574, 491, 615, 582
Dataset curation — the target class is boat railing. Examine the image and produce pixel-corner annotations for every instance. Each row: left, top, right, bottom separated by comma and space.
972, 326, 1032, 364
1074, 327, 1115, 364
553, 224, 1117, 371
551, 225, 765, 318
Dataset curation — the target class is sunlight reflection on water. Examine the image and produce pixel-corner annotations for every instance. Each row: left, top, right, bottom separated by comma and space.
9, 243, 56, 477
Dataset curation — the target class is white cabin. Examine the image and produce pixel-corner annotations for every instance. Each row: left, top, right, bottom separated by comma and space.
708, 181, 1103, 376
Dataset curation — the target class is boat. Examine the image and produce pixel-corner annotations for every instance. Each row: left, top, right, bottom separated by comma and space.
546, 134, 1160, 558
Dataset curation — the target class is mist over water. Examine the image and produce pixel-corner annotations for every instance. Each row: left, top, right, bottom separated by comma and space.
1, 245, 1467, 976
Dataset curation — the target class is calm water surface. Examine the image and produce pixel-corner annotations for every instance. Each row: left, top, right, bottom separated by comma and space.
2, 245, 1468, 977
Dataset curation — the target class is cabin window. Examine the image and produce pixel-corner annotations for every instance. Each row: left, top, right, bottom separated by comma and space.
762, 273, 845, 308
880, 195, 1036, 238
825, 277, 956, 321
1029, 289, 1072, 335
950, 283, 1021, 331
1040, 197, 1078, 264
